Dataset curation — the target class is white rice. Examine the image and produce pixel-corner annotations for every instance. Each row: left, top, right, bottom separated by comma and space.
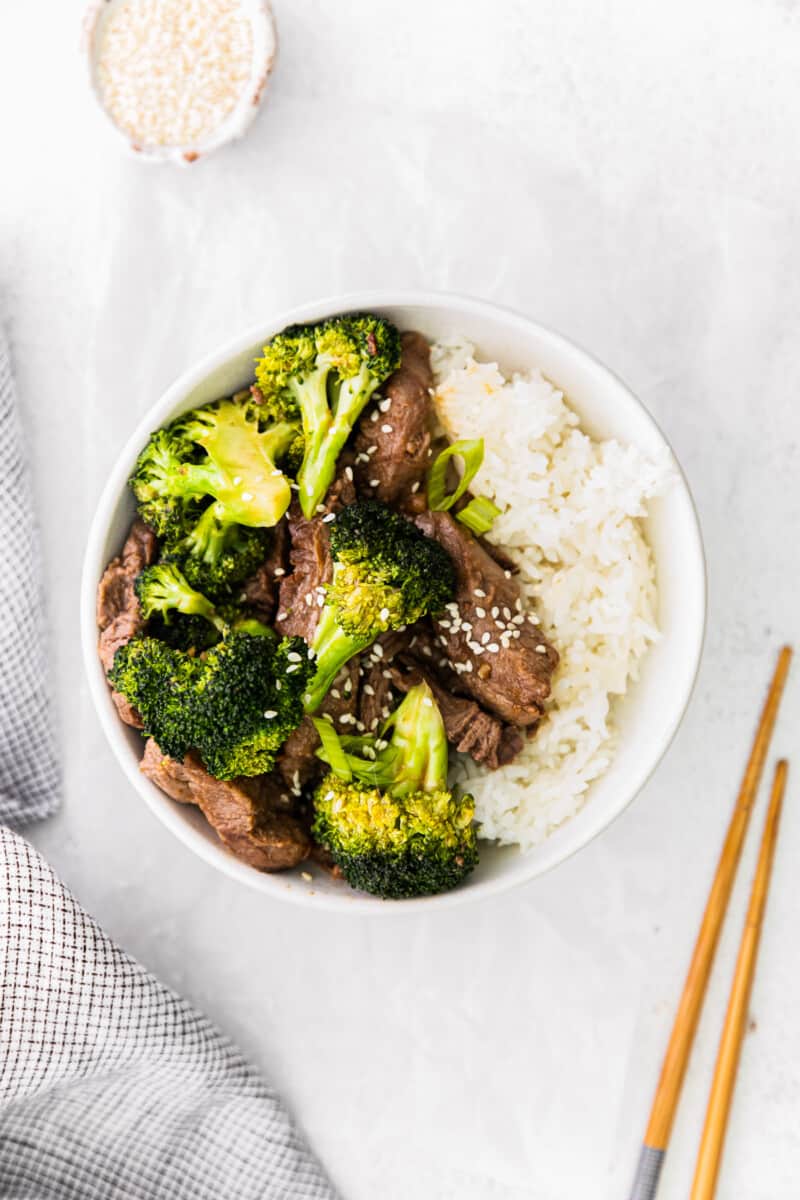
430, 338, 673, 849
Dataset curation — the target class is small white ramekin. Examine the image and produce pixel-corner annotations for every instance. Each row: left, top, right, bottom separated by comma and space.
83, 0, 277, 165
81, 291, 706, 912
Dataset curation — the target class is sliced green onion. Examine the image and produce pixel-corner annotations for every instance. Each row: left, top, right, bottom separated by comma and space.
312, 716, 351, 781
456, 495, 502, 536
427, 439, 485, 512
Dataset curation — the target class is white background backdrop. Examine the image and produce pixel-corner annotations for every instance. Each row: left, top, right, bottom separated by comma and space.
2, 2, 800, 1196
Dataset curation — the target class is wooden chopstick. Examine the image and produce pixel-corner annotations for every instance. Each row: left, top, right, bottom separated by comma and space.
628, 645, 792, 1200
689, 759, 788, 1200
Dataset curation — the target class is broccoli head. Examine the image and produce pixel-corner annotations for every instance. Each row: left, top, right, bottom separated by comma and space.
130, 396, 297, 598
109, 633, 312, 780
312, 682, 478, 898
255, 314, 401, 518
136, 563, 272, 652
136, 563, 226, 634
304, 501, 455, 713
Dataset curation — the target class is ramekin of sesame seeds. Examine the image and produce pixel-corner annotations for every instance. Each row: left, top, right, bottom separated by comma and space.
84, 0, 277, 164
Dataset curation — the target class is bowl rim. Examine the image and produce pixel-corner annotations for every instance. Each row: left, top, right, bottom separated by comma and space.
80, 289, 707, 914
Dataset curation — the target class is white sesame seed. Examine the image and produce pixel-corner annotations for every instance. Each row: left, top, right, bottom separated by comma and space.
370, 410, 379, 422
481, 632, 491, 645
369, 479, 380, 488
491, 606, 499, 619
487, 643, 499, 653
379, 607, 390, 622
263, 709, 277, 719
287, 652, 302, 662
373, 644, 383, 658
535, 644, 548, 654
379, 398, 392, 412
277, 611, 288, 621
367, 445, 378, 455
474, 589, 486, 598
475, 607, 486, 618
363, 683, 375, 696
301, 871, 313, 883
273, 567, 285, 577
322, 512, 336, 523
345, 466, 353, 481
411, 482, 420, 493
381, 424, 393, 433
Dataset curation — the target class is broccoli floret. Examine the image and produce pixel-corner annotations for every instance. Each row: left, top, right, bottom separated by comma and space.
136, 563, 272, 652
190, 635, 311, 779
136, 563, 227, 633
108, 637, 199, 761
130, 396, 297, 597
303, 501, 454, 713
255, 314, 401, 518
312, 682, 478, 898
109, 633, 312, 780
165, 520, 269, 601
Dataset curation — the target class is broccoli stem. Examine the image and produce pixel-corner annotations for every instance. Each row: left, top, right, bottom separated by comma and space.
297, 364, 374, 519
382, 682, 449, 797
304, 605, 371, 713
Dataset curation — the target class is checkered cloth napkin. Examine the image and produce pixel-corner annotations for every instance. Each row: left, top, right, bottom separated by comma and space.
0, 330, 338, 1199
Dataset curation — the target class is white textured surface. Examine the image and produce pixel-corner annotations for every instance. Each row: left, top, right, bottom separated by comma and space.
1, 1, 799, 1196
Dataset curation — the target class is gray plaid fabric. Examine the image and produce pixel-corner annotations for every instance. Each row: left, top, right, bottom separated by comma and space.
0, 829, 337, 1199
0, 331, 338, 1199
0, 329, 60, 826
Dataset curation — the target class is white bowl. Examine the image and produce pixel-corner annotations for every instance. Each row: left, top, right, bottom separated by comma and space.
81, 291, 706, 912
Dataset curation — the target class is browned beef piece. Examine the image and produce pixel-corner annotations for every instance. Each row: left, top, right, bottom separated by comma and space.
241, 519, 289, 623
274, 463, 356, 644
353, 626, 524, 770
140, 739, 309, 871
391, 661, 524, 770
276, 660, 360, 791
413, 511, 558, 726
97, 518, 159, 726
353, 331, 433, 505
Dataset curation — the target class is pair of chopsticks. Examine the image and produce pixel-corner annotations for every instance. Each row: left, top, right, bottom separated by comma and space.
629, 645, 792, 1200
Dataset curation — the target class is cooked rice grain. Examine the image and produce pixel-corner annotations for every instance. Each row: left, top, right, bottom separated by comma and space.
431, 339, 672, 848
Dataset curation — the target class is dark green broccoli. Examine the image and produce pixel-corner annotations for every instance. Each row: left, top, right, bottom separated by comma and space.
109, 633, 312, 780
255, 314, 401, 519
136, 563, 273, 652
303, 501, 455, 713
165, 521, 269, 601
136, 563, 227, 634
130, 396, 297, 597
312, 682, 478, 898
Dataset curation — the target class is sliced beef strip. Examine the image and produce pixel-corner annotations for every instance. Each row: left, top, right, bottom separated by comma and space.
97, 518, 159, 726
241, 518, 289, 623
414, 510, 559, 727
274, 461, 356, 644
353, 331, 433, 506
97, 518, 159, 671
276, 660, 360, 791
140, 739, 309, 871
